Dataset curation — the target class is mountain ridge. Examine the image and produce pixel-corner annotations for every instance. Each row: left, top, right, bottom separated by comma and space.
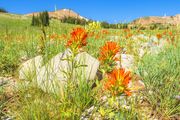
131, 14, 180, 26
25, 9, 88, 21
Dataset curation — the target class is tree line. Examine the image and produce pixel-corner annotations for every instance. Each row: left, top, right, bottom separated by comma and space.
0, 8, 7, 13
31, 11, 50, 26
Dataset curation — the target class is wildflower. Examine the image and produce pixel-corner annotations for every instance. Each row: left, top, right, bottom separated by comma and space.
163, 31, 167, 35
99, 41, 120, 62
169, 31, 173, 36
104, 68, 131, 96
95, 34, 100, 39
60, 34, 67, 40
66, 27, 88, 52
156, 33, 162, 40
99, 41, 120, 73
126, 33, 133, 39
102, 30, 109, 35
86, 21, 101, 31
50, 33, 58, 40
124, 28, 130, 33
89, 32, 95, 37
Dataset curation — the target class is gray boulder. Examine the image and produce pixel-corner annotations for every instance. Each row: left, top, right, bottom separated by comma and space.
115, 53, 134, 71
36, 49, 99, 93
19, 55, 43, 80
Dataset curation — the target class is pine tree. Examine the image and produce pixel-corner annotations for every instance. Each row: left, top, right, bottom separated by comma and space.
44, 11, 50, 26
0, 8, 7, 13
31, 11, 50, 27
31, 14, 35, 26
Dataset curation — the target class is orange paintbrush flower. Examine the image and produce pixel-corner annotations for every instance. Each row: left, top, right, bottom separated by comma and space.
99, 41, 120, 62
50, 33, 59, 40
99, 41, 120, 72
156, 33, 162, 40
66, 27, 88, 49
101, 30, 109, 35
169, 31, 173, 36
104, 68, 132, 96
126, 33, 133, 39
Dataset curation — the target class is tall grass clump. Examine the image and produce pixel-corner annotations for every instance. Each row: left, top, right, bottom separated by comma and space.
0, 40, 20, 75
137, 42, 180, 119
5, 27, 97, 119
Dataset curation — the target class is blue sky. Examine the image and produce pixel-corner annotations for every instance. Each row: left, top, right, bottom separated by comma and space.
0, 0, 180, 23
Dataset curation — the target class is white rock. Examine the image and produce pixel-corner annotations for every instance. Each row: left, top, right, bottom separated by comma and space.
36, 49, 71, 93
19, 55, 43, 80
139, 47, 146, 57
150, 36, 158, 43
74, 52, 100, 81
139, 38, 167, 57
128, 80, 145, 92
109, 36, 120, 42
36, 49, 99, 93
115, 54, 134, 71
132, 34, 149, 41
121, 54, 134, 71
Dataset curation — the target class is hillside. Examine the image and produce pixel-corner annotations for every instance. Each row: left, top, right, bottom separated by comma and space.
25, 9, 88, 20
0, 13, 79, 38
131, 14, 180, 26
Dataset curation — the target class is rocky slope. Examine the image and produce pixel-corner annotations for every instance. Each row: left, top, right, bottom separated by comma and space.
131, 14, 180, 26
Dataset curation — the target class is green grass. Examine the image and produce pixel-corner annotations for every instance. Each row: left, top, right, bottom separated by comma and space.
0, 13, 79, 75
137, 44, 180, 119
0, 13, 180, 119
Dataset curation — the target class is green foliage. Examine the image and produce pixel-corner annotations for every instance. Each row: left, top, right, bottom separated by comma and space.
101, 21, 109, 28
138, 43, 180, 119
61, 16, 87, 25
10, 72, 95, 119
101, 21, 128, 29
0, 41, 20, 75
31, 11, 50, 27
0, 13, 180, 119
149, 23, 170, 30
0, 8, 7, 13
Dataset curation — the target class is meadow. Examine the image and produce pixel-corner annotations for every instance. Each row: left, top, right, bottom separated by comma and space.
0, 13, 179, 120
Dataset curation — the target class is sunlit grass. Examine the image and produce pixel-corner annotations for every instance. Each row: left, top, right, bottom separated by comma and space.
0, 13, 180, 119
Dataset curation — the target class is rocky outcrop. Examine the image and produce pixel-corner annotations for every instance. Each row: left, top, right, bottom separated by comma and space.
131, 14, 180, 26
19, 55, 43, 80
19, 49, 99, 93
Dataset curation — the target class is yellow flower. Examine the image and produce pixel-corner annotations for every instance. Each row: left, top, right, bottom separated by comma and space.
86, 21, 101, 31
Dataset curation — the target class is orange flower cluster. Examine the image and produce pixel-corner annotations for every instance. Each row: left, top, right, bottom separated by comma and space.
66, 27, 88, 49
163, 31, 173, 36
168, 31, 173, 36
101, 30, 109, 35
99, 41, 120, 62
50, 33, 59, 40
104, 68, 131, 96
126, 33, 133, 39
50, 33, 67, 41
124, 28, 130, 33
156, 33, 162, 40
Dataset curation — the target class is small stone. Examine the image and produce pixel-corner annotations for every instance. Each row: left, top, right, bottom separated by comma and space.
175, 95, 180, 100
128, 80, 145, 92
115, 53, 134, 71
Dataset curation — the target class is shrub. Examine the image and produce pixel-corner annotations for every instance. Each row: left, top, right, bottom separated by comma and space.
61, 16, 87, 25
138, 43, 180, 118
101, 21, 110, 28
0, 50, 20, 75
0, 8, 7, 13
31, 11, 50, 27
101, 21, 128, 29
